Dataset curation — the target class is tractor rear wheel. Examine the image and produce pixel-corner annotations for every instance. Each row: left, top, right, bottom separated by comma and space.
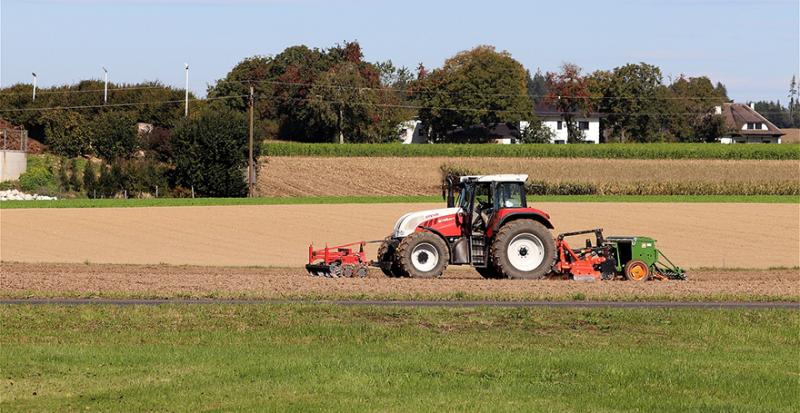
490, 219, 555, 280
377, 239, 405, 277
624, 260, 650, 281
396, 232, 449, 279
475, 258, 501, 279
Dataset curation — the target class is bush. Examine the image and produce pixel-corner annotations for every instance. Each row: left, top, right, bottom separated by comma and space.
264, 142, 800, 160
68, 158, 82, 192
89, 111, 138, 160
84, 162, 97, 198
171, 108, 257, 197
18, 156, 58, 194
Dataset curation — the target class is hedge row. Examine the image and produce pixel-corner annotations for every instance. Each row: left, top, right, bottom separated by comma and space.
525, 180, 800, 196
265, 142, 800, 160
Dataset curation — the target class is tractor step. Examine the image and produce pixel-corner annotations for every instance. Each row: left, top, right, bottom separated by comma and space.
471, 236, 486, 266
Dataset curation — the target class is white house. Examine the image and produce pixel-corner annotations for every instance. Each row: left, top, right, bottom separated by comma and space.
398, 120, 427, 144
716, 103, 784, 144
521, 104, 602, 144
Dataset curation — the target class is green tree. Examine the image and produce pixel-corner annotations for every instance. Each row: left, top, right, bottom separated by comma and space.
417, 46, 532, 142
666, 76, 727, 142
596, 63, 666, 142
88, 111, 138, 160
41, 111, 90, 157
527, 69, 548, 105
519, 118, 555, 143
57, 160, 70, 192
68, 158, 82, 192
83, 161, 97, 198
545, 63, 591, 143
170, 108, 256, 197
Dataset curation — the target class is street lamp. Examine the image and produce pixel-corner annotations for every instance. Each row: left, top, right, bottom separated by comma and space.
184, 63, 189, 117
31, 73, 37, 101
102, 67, 109, 104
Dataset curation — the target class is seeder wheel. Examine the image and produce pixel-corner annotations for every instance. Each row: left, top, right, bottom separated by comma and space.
342, 265, 355, 278
624, 260, 650, 281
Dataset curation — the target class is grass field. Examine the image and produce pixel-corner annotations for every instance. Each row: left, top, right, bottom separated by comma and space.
0, 304, 797, 412
1, 194, 797, 209
264, 142, 800, 160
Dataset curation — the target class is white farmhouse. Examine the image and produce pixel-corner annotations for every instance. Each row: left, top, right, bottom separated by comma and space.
398, 120, 427, 144
716, 103, 784, 144
521, 104, 602, 144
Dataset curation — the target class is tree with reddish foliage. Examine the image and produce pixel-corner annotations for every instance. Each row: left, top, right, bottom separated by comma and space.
545, 63, 591, 143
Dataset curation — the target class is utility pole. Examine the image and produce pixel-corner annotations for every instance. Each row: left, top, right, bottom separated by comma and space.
31, 73, 37, 101
338, 103, 344, 144
184, 63, 190, 117
248, 85, 255, 197
102, 67, 108, 105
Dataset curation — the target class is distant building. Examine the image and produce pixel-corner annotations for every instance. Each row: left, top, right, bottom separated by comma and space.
521, 103, 602, 144
716, 103, 784, 144
398, 120, 427, 144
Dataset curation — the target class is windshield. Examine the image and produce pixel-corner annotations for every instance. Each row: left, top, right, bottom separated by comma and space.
495, 182, 524, 208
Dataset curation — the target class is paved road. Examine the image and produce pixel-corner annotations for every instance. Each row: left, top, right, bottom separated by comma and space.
1, 298, 797, 309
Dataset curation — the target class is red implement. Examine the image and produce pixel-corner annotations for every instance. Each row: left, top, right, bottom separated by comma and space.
306, 241, 370, 278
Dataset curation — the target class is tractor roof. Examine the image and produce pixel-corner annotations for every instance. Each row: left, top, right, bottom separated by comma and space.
460, 174, 528, 183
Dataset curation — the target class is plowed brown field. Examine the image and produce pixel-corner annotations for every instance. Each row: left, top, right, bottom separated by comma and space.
257, 157, 800, 196
1, 262, 797, 301
1, 203, 798, 268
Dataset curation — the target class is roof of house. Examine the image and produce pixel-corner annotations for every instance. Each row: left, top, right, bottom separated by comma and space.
534, 103, 603, 118
720, 103, 784, 137
0, 118, 25, 131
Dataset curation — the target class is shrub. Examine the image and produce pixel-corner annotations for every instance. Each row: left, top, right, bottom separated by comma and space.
89, 111, 138, 160
83, 162, 97, 198
68, 158, 82, 192
18, 156, 58, 194
171, 108, 257, 197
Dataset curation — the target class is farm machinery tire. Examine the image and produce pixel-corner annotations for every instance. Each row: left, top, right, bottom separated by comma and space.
475, 258, 502, 279
396, 232, 449, 279
377, 239, 405, 278
490, 219, 555, 280
624, 260, 650, 281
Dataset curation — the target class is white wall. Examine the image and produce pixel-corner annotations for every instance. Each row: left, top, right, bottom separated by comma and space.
398, 120, 426, 144
0, 150, 27, 181
720, 135, 781, 144
521, 117, 600, 144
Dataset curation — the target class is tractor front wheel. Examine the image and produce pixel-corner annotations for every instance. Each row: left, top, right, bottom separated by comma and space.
490, 219, 555, 280
624, 260, 650, 281
396, 232, 449, 279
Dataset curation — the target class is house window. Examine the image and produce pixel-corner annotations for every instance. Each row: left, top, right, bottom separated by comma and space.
578, 121, 590, 131
556, 121, 563, 130
747, 122, 763, 130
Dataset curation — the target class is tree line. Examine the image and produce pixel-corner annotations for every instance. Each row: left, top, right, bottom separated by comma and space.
0, 41, 793, 196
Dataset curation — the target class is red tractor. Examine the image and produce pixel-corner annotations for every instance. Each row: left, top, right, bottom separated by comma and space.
376, 174, 556, 279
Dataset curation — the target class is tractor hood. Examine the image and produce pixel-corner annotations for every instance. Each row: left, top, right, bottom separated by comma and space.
392, 207, 462, 238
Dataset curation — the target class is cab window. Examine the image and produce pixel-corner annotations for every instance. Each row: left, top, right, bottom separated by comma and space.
496, 183, 524, 208
474, 183, 491, 209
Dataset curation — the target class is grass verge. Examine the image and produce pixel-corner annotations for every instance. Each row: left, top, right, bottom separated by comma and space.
264, 142, 800, 159
1, 194, 797, 209
0, 304, 797, 412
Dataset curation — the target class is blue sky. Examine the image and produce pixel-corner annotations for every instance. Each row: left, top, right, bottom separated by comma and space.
1, 0, 798, 103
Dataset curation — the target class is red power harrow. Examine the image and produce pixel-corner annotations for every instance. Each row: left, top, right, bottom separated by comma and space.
306, 241, 371, 278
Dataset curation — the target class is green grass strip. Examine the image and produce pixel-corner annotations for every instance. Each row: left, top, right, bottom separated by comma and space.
1, 194, 797, 209
264, 142, 800, 159
0, 305, 797, 412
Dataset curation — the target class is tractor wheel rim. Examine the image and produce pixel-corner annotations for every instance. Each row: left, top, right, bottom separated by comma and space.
630, 264, 647, 280
507, 233, 545, 272
411, 242, 439, 273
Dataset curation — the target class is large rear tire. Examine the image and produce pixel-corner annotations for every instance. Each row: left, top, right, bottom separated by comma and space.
490, 219, 555, 280
396, 232, 449, 279
377, 239, 405, 277
624, 260, 650, 281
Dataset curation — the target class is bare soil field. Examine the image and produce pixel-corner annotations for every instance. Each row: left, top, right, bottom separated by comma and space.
1, 203, 798, 268
1, 262, 797, 301
257, 157, 800, 196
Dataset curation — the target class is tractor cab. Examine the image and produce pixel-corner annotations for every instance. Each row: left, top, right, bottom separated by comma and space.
446, 175, 530, 237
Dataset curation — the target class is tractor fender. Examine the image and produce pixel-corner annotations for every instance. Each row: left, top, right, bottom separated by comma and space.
488, 211, 554, 238
417, 226, 452, 250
